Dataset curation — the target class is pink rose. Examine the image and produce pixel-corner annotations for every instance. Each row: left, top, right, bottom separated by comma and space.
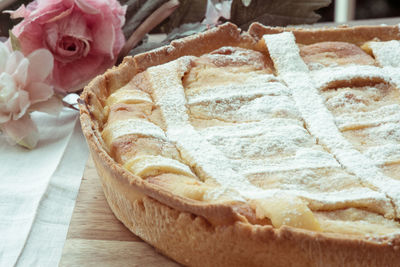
10, 0, 126, 93
0, 42, 55, 148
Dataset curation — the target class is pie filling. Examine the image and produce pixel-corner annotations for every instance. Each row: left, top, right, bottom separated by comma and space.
100, 32, 400, 238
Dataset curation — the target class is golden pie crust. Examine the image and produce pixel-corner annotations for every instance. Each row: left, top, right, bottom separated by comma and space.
80, 23, 400, 266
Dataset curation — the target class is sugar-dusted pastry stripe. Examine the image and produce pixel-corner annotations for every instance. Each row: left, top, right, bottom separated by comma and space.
146, 54, 393, 217
364, 144, 400, 166
102, 118, 167, 147
187, 82, 290, 105
199, 118, 304, 138
368, 40, 400, 68
360, 122, 400, 146
200, 119, 314, 159
124, 155, 196, 178
190, 94, 300, 122
147, 57, 260, 201
311, 65, 390, 90
264, 32, 400, 216
335, 104, 400, 131
238, 149, 340, 174
368, 41, 400, 89
384, 68, 400, 89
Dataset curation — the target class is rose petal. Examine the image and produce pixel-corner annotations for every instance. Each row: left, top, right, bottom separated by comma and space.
0, 72, 30, 122
26, 82, 53, 104
1, 113, 39, 149
29, 5, 72, 25
58, 12, 92, 41
5, 51, 24, 75
0, 72, 17, 103
0, 42, 10, 73
52, 54, 106, 92
12, 90, 30, 120
5, 4, 29, 19
44, 23, 59, 51
4, 92, 21, 119
44, 6, 73, 23
75, 0, 99, 15
81, 38, 90, 57
27, 49, 54, 83
92, 22, 115, 58
12, 23, 44, 55
13, 8, 60, 36
25, 0, 38, 13
12, 57, 29, 87
0, 112, 11, 124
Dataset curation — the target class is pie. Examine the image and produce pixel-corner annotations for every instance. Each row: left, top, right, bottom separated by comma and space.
79, 22, 400, 266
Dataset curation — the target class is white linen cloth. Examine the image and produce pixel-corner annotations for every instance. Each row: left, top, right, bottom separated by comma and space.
0, 107, 89, 267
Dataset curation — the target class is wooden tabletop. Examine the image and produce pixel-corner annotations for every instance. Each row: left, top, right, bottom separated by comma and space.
59, 157, 179, 267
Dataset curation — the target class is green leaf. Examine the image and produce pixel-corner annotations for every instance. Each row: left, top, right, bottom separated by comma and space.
231, 0, 332, 30
8, 30, 21, 51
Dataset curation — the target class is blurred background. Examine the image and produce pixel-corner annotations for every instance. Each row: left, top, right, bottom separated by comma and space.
318, 0, 400, 22
2, 0, 400, 36
1, 0, 399, 54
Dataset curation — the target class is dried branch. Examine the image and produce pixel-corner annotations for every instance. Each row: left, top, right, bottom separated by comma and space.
117, 0, 180, 63
121, 0, 169, 38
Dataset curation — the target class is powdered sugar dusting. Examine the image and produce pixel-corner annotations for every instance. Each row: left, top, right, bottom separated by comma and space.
264, 32, 400, 216
364, 144, 400, 166
311, 65, 389, 90
369, 41, 400, 89
335, 104, 400, 131
384, 67, 400, 89
239, 148, 339, 174
264, 32, 308, 74
146, 55, 392, 210
190, 94, 300, 122
325, 87, 379, 113
147, 57, 261, 201
362, 123, 400, 144
187, 81, 289, 105
187, 74, 301, 121
199, 119, 314, 159
369, 41, 400, 68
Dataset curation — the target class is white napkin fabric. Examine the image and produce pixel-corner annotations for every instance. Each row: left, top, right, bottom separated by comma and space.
0, 107, 89, 267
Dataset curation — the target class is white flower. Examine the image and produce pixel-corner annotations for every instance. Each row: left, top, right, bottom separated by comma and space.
0, 42, 58, 149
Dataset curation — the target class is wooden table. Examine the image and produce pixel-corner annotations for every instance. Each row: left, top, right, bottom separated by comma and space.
59, 157, 179, 266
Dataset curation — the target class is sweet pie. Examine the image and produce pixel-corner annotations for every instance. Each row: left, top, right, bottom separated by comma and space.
80, 23, 400, 266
